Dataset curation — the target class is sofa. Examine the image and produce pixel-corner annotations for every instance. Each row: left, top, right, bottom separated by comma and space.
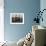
17, 25, 46, 46
2, 25, 46, 46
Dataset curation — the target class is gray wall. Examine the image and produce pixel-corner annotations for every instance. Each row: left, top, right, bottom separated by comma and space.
40, 0, 46, 27
4, 0, 40, 42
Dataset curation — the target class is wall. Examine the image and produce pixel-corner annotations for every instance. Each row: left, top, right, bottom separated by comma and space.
4, 0, 40, 42
40, 0, 46, 27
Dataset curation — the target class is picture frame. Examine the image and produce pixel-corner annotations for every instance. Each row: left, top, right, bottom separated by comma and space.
10, 13, 24, 24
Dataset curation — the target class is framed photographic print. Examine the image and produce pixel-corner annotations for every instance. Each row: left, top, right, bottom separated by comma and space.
10, 13, 24, 24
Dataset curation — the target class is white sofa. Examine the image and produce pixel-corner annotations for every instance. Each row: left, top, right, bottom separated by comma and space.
17, 25, 46, 46
3, 25, 46, 46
